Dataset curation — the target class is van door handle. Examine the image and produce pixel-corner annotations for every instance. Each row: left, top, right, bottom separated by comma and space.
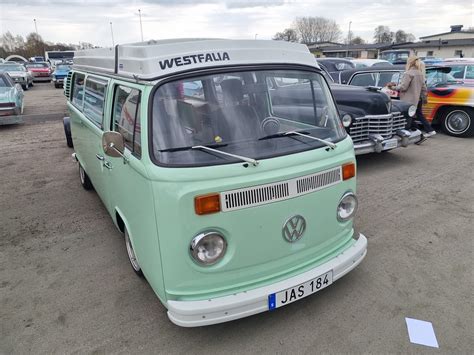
96, 154, 104, 161
103, 161, 113, 170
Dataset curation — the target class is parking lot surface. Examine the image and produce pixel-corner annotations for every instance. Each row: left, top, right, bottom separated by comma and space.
0, 86, 473, 353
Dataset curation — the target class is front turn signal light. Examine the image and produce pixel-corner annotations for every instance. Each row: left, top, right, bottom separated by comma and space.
342, 162, 356, 180
195, 193, 221, 215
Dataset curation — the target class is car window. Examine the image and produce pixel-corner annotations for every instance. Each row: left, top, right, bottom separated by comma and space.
350, 73, 377, 86
112, 85, 141, 157
335, 62, 354, 71
465, 65, 474, 80
83, 77, 107, 128
448, 65, 466, 79
0, 77, 7, 87
71, 73, 85, 109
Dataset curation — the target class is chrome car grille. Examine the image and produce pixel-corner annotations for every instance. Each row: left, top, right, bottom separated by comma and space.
349, 112, 406, 143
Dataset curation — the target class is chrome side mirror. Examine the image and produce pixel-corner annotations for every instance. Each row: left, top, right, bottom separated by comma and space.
102, 131, 125, 158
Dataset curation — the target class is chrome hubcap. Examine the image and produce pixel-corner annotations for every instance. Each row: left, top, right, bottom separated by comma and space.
125, 230, 140, 271
446, 110, 470, 133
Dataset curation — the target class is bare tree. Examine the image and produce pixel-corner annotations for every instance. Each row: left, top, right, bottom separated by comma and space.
374, 25, 393, 43
293, 17, 341, 44
394, 30, 416, 43
273, 28, 299, 42
351, 36, 366, 45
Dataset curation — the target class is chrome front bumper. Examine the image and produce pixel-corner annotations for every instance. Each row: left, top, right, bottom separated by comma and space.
166, 233, 367, 327
354, 129, 422, 155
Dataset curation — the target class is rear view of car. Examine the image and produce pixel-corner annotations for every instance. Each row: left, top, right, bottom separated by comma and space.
25, 62, 52, 82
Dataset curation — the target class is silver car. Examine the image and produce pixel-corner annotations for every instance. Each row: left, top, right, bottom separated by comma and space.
0, 64, 33, 90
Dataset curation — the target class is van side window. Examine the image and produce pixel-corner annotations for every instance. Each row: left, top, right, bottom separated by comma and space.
112, 85, 141, 157
83, 77, 107, 128
71, 73, 85, 109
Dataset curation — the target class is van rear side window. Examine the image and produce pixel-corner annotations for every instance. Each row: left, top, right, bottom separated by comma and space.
112, 85, 141, 157
83, 77, 107, 128
71, 73, 85, 109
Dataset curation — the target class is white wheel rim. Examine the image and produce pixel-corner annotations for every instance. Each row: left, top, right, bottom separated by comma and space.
446, 110, 471, 134
79, 166, 85, 184
125, 230, 140, 272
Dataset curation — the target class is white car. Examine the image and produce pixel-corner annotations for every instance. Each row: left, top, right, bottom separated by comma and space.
351, 59, 392, 68
0, 63, 34, 90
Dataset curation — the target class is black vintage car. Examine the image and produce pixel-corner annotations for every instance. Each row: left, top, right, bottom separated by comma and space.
268, 68, 421, 154
316, 58, 355, 83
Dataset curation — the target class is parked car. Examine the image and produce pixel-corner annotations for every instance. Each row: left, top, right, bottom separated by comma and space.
338, 65, 474, 137
64, 39, 367, 327
319, 69, 420, 154
25, 62, 52, 82
351, 59, 391, 68
52, 63, 71, 88
379, 49, 410, 64
0, 63, 33, 90
419, 56, 443, 65
0, 73, 24, 125
316, 58, 355, 82
440, 61, 474, 85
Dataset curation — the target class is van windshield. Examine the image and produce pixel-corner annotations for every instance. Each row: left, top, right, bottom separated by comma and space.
151, 69, 346, 166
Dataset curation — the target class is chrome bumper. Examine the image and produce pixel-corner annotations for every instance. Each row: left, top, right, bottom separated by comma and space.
166, 233, 367, 327
354, 129, 422, 155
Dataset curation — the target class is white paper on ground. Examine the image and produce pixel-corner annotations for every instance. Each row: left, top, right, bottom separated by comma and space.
405, 317, 439, 348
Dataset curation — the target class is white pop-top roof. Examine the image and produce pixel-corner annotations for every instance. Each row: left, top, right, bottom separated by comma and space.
73, 38, 319, 80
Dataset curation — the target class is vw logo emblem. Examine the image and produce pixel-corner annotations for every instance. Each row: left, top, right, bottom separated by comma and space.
282, 215, 306, 243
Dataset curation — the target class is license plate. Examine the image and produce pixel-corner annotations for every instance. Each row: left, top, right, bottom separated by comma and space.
383, 138, 398, 150
268, 271, 333, 310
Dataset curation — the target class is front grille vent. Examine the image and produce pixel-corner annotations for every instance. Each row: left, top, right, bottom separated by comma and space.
220, 166, 341, 212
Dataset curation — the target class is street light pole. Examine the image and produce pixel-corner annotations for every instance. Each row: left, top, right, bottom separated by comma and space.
255, 33, 258, 40
138, 9, 144, 42
110, 22, 115, 47
33, 19, 38, 36
346, 21, 352, 58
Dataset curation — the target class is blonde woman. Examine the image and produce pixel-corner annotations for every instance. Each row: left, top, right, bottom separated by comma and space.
388, 56, 436, 137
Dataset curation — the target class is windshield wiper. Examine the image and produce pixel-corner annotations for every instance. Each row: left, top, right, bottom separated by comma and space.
192, 145, 259, 166
159, 143, 227, 152
259, 130, 336, 149
159, 143, 259, 166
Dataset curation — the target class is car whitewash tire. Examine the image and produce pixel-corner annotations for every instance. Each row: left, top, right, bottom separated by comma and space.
441, 107, 473, 138
63, 117, 74, 148
79, 164, 93, 190
125, 228, 144, 277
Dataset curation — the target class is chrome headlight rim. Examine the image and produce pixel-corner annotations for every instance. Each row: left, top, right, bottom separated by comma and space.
190, 231, 227, 266
337, 191, 358, 222
408, 105, 417, 117
342, 114, 352, 128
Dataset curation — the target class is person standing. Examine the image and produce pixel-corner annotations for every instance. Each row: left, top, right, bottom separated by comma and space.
388, 56, 436, 137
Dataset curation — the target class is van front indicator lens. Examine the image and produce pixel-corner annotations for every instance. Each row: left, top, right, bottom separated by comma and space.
337, 192, 358, 222
342, 162, 356, 180
195, 193, 221, 215
190, 232, 227, 265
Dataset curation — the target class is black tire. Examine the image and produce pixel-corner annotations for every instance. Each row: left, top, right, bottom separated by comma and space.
125, 227, 144, 277
63, 117, 73, 148
54, 83, 60, 88
22, 84, 28, 91
79, 164, 93, 190
30, 81, 34, 87
441, 107, 473, 138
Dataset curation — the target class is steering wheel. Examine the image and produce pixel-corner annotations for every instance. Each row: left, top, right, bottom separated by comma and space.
260, 117, 280, 135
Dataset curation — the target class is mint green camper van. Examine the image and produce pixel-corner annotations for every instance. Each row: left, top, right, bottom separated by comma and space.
64, 39, 367, 327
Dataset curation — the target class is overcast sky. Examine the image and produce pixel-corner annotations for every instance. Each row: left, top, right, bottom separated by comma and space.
1, 0, 472, 47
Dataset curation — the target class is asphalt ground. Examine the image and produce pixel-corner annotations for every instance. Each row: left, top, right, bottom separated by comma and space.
0, 84, 473, 354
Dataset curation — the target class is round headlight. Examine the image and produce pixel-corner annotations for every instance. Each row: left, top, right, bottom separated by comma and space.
190, 232, 227, 265
408, 105, 417, 117
337, 192, 358, 222
342, 114, 352, 127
